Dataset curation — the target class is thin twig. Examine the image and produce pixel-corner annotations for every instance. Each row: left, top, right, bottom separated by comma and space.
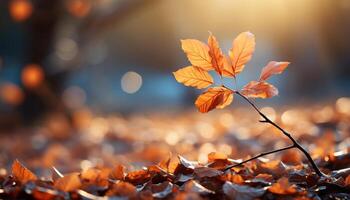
224, 145, 295, 171
232, 91, 326, 177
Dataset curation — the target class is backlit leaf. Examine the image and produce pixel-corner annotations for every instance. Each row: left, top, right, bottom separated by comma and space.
226, 32, 255, 76
259, 61, 290, 81
241, 81, 278, 99
54, 173, 81, 192
173, 66, 213, 89
208, 33, 225, 75
181, 39, 212, 70
12, 159, 37, 183
268, 177, 297, 195
195, 87, 234, 113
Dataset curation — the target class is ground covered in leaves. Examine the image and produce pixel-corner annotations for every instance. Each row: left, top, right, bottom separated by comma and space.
0, 102, 349, 199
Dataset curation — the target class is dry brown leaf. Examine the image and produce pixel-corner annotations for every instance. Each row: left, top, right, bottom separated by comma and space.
54, 173, 81, 192
194, 167, 223, 178
106, 181, 136, 197
195, 87, 233, 113
81, 168, 110, 187
110, 165, 125, 180
208, 152, 228, 162
12, 159, 37, 183
268, 177, 297, 195
223, 181, 266, 200
226, 31, 255, 77
259, 61, 290, 81
125, 169, 151, 185
173, 66, 213, 89
345, 175, 350, 186
231, 174, 245, 184
181, 39, 212, 70
241, 81, 278, 99
208, 33, 225, 75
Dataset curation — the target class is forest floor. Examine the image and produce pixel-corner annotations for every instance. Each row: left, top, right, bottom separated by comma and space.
0, 103, 349, 199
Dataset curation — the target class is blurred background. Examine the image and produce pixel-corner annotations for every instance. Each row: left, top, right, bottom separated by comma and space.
1, 0, 350, 123
0, 0, 349, 172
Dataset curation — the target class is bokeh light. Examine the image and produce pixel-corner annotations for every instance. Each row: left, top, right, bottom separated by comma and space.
62, 86, 86, 110
21, 64, 44, 89
55, 38, 78, 61
66, 0, 91, 18
336, 97, 350, 115
9, 0, 33, 22
121, 71, 143, 94
0, 82, 24, 106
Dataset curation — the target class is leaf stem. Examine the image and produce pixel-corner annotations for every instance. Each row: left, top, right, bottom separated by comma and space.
225, 91, 326, 177
224, 145, 295, 170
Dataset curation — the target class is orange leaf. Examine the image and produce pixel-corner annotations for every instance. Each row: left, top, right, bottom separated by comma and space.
268, 177, 297, 195
241, 81, 278, 99
208, 33, 225, 75
181, 39, 212, 70
12, 159, 37, 183
226, 32, 255, 76
345, 175, 350, 186
195, 87, 233, 113
259, 61, 290, 81
173, 66, 213, 89
54, 173, 81, 192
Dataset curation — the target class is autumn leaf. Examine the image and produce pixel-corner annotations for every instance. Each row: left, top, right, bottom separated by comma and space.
345, 175, 350, 186
208, 33, 225, 75
195, 87, 233, 113
259, 61, 290, 81
241, 81, 278, 99
54, 173, 81, 192
173, 66, 213, 89
268, 177, 297, 195
181, 39, 212, 70
224, 31, 255, 77
12, 159, 37, 183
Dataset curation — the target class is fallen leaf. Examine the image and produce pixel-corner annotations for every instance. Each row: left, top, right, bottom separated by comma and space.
345, 175, 350, 186
255, 160, 287, 178
54, 173, 81, 192
178, 155, 198, 170
110, 165, 125, 180
241, 81, 278, 99
223, 181, 266, 200
181, 39, 212, 70
12, 159, 37, 183
268, 177, 297, 195
125, 169, 151, 185
208, 152, 228, 162
151, 181, 173, 198
184, 180, 215, 195
195, 87, 233, 113
226, 31, 255, 77
173, 66, 213, 89
208, 33, 225, 75
259, 61, 290, 81
81, 168, 109, 187
106, 181, 136, 197
194, 167, 223, 178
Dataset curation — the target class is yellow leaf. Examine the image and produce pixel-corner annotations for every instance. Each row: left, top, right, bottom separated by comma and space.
12, 159, 37, 183
195, 87, 233, 113
181, 39, 212, 70
54, 173, 82, 192
241, 81, 278, 99
259, 61, 290, 81
226, 32, 255, 77
173, 66, 213, 89
208, 33, 225, 75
